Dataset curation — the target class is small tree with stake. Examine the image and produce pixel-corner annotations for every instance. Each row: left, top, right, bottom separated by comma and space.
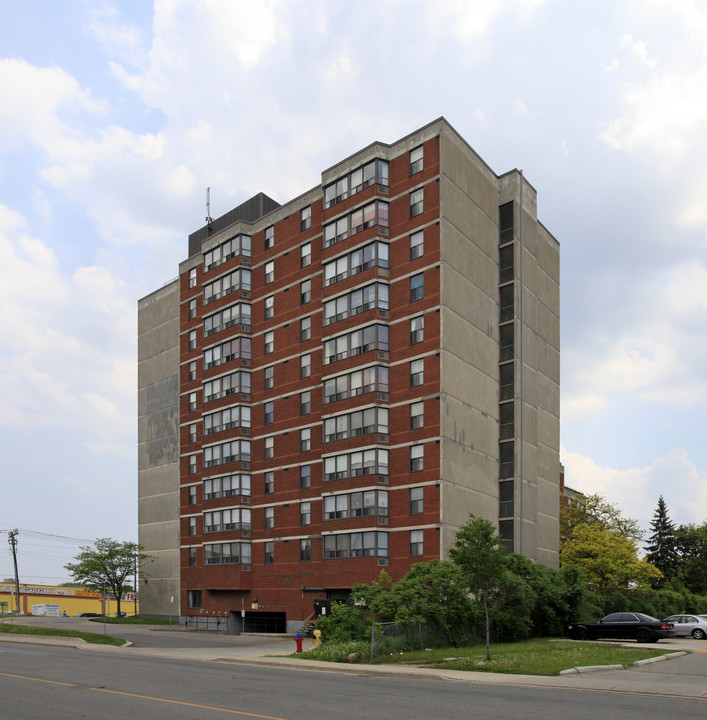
448, 515, 506, 661
65, 538, 152, 617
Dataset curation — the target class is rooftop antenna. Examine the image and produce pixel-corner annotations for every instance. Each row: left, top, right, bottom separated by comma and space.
206, 187, 213, 230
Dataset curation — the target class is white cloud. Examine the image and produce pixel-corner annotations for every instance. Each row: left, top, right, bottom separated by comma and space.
0, 205, 136, 443
0, 59, 107, 151
561, 445, 707, 532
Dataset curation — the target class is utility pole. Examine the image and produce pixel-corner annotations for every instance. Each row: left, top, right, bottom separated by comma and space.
7, 530, 21, 614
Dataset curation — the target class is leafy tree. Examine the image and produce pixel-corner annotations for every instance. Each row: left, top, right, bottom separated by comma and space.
314, 601, 369, 643
65, 538, 152, 617
675, 523, 707, 594
644, 496, 678, 585
448, 515, 506, 659
560, 523, 661, 594
561, 493, 642, 555
388, 561, 477, 647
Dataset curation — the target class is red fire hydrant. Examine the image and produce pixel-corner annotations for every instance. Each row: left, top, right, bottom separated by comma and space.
295, 632, 303, 652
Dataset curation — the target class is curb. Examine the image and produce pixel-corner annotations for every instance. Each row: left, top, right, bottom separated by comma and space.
559, 651, 688, 675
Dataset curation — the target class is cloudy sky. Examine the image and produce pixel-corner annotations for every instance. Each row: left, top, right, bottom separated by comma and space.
2, 0, 706, 583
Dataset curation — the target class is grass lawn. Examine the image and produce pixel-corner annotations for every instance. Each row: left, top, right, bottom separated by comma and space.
296, 638, 673, 675
0, 623, 125, 647
87, 616, 175, 625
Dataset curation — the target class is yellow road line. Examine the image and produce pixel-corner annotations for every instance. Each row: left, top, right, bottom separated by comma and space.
91, 688, 288, 719
0, 671, 76, 687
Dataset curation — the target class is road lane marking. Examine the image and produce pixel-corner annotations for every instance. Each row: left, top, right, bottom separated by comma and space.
91, 688, 288, 718
0, 672, 76, 687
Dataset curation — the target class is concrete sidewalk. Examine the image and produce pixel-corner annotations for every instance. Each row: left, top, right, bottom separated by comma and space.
3, 632, 707, 701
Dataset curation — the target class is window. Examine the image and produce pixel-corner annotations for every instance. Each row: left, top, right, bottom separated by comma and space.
500, 402, 514, 440
189, 268, 197, 288
323, 241, 390, 287
203, 370, 251, 403
264, 436, 274, 460
264, 506, 274, 530
323, 324, 389, 364
300, 539, 311, 562
499, 363, 514, 401
323, 531, 388, 559
410, 445, 424, 471
300, 465, 311, 489
203, 406, 251, 434
300, 353, 311, 378
264, 471, 274, 494
203, 337, 252, 369
300, 428, 311, 452
188, 485, 197, 505
264, 401, 274, 425
301, 242, 311, 268
188, 423, 197, 444
410, 401, 424, 430
300, 206, 311, 231
300, 316, 311, 342
410, 188, 424, 218
324, 159, 389, 209
410, 273, 424, 302
323, 283, 389, 325
204, 473, 251, 499
410, 529, 424, 557
188, 454, 197, 475
264, 331, 274, 355
499, 480, 514, 518
300, 279, 311, 304
264, 295, 274, 320
264, 541, 274, 564
499, 202, 514, 245
188, 392, 197, 412
264, 260, 274, 284
188, 548, 196, 567
188, 361, 197, 381
203, 440, 251, 467
188, 330, 197, 350
410, 146, 423, 175
188, 516, 196, 536
189, 299, 197, 319
410, 487, 424, 514
204, 542, 251, 565
300, 390, 311, 415
204, 303, 251, 336
500, 441, 514, 478
203, 269, 251, 303
264, 225, 274, 250
410, 315, 424, 344
323, 201, 389, 248
264, 365, 274, 390
323, 490, 388, 520
410, 230, 424, 260
323, 366, 389, 404
323, 407, 389, 443
410, 359, 424, 387
300, 501, 311, 526
323, 448, 389, 482
500, 284, 514, 323
187, 589, 202, 608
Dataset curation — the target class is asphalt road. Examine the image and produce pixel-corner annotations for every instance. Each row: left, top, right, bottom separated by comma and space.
1, 641, 706, 720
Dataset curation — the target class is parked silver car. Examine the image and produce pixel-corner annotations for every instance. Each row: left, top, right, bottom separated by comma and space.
663, 614, 707, 639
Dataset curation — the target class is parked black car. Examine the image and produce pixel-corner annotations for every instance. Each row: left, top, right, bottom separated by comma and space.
570, 612, 676, 643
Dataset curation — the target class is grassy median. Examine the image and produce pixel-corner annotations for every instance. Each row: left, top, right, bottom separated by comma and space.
296, 638, 674, 675
0, 623, 125, 646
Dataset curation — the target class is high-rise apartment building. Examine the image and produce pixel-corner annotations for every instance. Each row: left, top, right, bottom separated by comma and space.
138, 118, 560, 631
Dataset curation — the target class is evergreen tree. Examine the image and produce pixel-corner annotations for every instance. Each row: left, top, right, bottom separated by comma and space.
644, 496, 677, 584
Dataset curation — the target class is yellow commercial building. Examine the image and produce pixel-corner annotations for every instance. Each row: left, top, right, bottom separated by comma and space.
0, 583, 139, 616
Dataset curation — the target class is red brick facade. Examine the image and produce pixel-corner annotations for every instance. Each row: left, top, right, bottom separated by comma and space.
178, 136, 445, 629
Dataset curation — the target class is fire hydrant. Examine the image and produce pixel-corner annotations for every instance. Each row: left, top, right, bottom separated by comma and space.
313, 629, 322, 648
295, 632, 303, 652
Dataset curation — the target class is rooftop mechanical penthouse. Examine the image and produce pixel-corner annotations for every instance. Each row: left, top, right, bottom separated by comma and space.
138, 117, 560, 632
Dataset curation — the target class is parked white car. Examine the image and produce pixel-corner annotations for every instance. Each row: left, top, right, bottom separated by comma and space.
663, 614, 707, 639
